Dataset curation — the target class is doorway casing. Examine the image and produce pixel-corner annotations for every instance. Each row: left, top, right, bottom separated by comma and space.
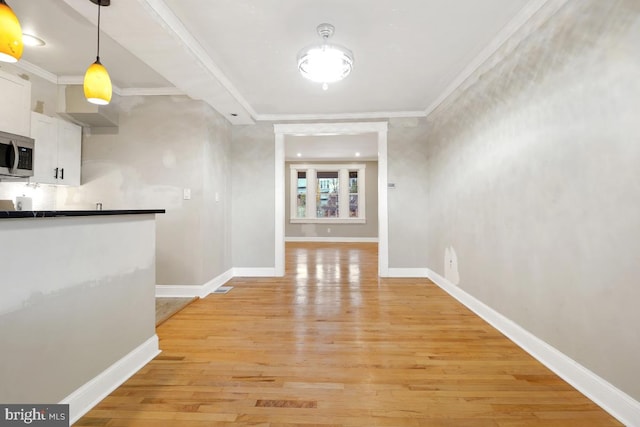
274, 122, 389, 277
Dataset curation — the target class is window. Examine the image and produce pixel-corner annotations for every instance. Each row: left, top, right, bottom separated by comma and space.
290, 164, 366, 223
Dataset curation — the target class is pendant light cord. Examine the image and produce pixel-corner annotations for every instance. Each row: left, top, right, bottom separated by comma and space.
96, 2, 101, 62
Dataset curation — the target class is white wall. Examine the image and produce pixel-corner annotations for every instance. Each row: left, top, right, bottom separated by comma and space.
424, 0, 640, 401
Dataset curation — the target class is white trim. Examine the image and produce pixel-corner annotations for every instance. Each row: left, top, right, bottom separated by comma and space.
290, 218, 366, 224
57, 75, 87, 85
233, 268, 277, 277
155, 284, 204, 298
200, 269, 235, 297
387, 268, 430, 278
257, 110, 426, 122
14, 60, 58, 84
285, 237, 378, 243
289, 163, 367, 223
274, 122, 389, 277
155, 269, 234, 298
290, 163, 367, 170
141, 0, 258, 119
119, 87, 184, 96
57, 75, 123, 96
275, 122, 388, 136
377, 126, 389, 277
275, 131, 286, 276
61, 335, 160, 425
426, 269, 640, 427
424, 0, 568, 117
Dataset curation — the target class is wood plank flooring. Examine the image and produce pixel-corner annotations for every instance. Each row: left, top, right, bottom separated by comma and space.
76, 242, 621, 426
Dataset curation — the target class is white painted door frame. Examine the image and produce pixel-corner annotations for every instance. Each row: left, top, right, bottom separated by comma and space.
274, 122, 389, 277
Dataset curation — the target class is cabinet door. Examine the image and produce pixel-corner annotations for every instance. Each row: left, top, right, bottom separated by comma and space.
0, 70, 31, 136
57, 120, 82, 186
30, 112, 59, 185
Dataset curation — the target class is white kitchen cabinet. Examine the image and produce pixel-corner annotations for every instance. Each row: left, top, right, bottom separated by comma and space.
56, 119, 82, 186
0, 69, 32, 137
30, 112, 82, 186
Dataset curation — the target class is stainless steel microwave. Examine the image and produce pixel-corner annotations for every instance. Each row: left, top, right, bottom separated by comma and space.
0, 130, 35, 178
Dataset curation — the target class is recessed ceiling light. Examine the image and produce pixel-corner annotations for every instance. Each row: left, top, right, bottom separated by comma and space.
22, 33, 46, 47
296, 153, 302, 157
355, 152, 361, 157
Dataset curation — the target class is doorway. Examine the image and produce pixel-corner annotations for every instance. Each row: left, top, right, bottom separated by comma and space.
274, 122, 389, 277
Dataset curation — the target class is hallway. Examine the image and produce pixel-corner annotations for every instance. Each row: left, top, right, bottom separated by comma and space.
76, 243, 620, 426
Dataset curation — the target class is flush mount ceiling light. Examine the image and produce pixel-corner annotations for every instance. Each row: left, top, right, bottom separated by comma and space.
297, 23, 354, 91
84, 0, 112, 105
0, 0, 23, 63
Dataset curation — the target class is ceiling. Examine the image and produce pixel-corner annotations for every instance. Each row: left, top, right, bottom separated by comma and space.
9, 0, 540, 127
285, 134, 379, 161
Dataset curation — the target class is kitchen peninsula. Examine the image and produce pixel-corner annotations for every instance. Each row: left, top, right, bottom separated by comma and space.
0, 209, 164, 424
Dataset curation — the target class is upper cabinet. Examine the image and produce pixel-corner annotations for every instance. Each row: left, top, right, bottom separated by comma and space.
30, 112, 82, 186
56, 119, 82, 186
0, 70, 31, 137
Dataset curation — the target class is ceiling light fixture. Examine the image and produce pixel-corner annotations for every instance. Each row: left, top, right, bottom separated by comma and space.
22, 34, 46, 47
297, 23, 354, 91
84, 0, 112, 105
0, 0, 23, 63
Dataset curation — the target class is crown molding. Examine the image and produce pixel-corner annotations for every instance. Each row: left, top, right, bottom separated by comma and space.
119, 87, 184, 96
274, 121, 388, 136
13, 60, 58, 84
13, 63, 183, 98
141, 0, 258, 119
258, 110, 426, 122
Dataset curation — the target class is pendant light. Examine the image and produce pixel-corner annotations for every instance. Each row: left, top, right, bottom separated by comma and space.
0, 0, 23, 63
84, 0, 112, 105
297, 23, 354, 91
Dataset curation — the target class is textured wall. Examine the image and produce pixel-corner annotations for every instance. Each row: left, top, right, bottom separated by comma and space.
285, 161, 378, 239
0, 216, 156, 403
387, 117, 430, 268
61, 96, 232, 285
425, 0, 640, 400
231, 123, 276, 268
202, 107, 233, 280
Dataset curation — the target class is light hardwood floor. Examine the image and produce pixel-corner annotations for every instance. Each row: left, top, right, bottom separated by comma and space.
76, 242, 621, 426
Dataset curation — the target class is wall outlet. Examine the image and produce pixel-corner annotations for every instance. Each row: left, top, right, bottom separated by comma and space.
183, 188, 191, 200
327, 227, 331, 233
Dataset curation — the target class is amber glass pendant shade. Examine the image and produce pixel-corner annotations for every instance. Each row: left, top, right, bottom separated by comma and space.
84, 59, 112, 105
84, 0, 112, 105
0, 1, 23, 63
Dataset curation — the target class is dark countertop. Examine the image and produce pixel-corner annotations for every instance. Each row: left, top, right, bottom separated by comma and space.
0, 209, 165, 219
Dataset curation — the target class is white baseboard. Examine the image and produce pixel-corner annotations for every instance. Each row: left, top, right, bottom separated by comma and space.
155, 268, 234, 298
200, 269, 234, 297
285, 237, 379, 243
426, 268, 640, 427
387, 268, 430, 278
155, 284, 204, 298
61, 335, 160, 425
233, 267, 277, 277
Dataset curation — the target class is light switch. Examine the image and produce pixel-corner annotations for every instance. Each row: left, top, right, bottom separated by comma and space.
183, 188, 191, 200
215, 192, 220, 202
